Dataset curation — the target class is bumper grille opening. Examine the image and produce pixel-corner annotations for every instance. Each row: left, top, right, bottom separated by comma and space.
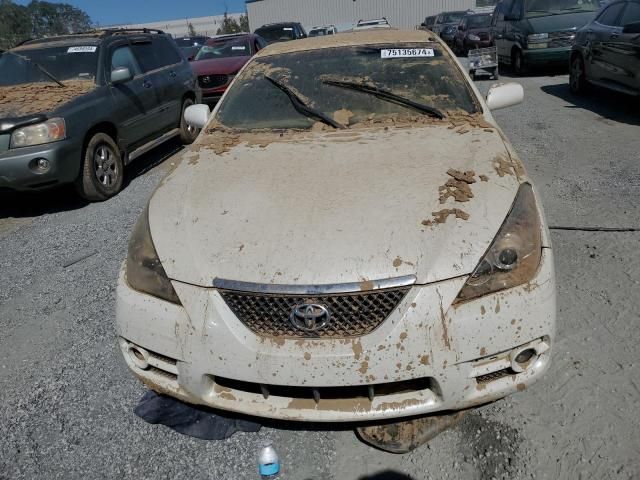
213, 376, 435, 402
150, 366, 178, 381
218, 286, 410, 338
475, 368, 515, 384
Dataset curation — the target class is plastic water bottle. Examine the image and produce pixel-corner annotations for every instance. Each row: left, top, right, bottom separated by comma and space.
258, 443, 280, 478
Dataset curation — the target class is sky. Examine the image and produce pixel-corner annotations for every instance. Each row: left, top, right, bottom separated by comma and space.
15, 0, 248, 26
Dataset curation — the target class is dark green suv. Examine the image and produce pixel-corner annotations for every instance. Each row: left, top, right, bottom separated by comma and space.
492, 0, 600, 74
0, 29, 201, 201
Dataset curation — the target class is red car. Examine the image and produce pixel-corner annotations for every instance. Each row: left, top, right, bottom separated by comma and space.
190, 33, 268, 103
453, 13, 494, 56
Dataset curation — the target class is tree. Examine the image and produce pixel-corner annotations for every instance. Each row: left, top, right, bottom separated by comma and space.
239, 13, 249, 33
0, 0, 92, 50
216, 12, 241, 35
187, 22, 197, 37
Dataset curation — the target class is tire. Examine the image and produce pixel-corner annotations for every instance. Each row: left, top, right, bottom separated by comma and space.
512, 49, 527, 76
75, 132, 123, 201
569, 54, 588, 95
179, 97, 200, 144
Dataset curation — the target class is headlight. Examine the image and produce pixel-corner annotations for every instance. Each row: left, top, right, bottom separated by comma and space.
468, 34, 481, 41
126, 205, 181, 304
10, 118, 65, 148
527, 33, 549, 41
456, 184, 542, 302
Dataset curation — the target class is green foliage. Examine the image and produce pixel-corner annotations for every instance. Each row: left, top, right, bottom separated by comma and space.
0, 0, 92, 50
216, 12, 243, 35
239, 13, 249, 33
188, 22, 197, 37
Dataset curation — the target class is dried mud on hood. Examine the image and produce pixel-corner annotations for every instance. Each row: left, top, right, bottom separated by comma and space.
0, 80, 95, 117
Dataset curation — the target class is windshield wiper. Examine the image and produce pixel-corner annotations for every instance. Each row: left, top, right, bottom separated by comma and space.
264, 75, 345, 129
6, 51, 65, 88
322, 80, 445, 119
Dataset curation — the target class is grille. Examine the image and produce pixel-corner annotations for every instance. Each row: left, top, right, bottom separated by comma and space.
218, 286, 411, 338
475, 368, 515, 384
198, 74, 228, 89
548, 30, 576, 48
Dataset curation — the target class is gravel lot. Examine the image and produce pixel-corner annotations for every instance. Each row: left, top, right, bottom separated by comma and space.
1, 66, 639, 480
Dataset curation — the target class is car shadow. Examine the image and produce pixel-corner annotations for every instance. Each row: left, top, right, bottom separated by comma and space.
541, 82, 640, 126
0, 138, 184, 220
358, 472, 417, 480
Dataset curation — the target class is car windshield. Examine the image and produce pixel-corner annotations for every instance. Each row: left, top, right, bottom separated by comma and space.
216, 43, 478, 130
525, 0, 600, 16
442, 12, 466, 23
255, 27, 296, 43
195, 38, 251, 60
0, 46, 98, 86
468, 15, 493, 27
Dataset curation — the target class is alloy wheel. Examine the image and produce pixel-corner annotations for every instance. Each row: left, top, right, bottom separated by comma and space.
94, 144, 118, 187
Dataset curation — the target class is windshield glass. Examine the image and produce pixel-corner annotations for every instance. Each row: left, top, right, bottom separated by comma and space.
442, 12, 466, 23
525, 0, 600, 16
0, 46, 98, 86
195, 38, 251, 60
309, 29, 328, 37
216, 43, 477, 130
468, 15, 493, 27
255, 27, 295, 43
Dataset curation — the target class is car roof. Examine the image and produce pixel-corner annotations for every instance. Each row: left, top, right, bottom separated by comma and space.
256, 22, 301, 29
11, 28, 165, 51
255, 29, 438, 58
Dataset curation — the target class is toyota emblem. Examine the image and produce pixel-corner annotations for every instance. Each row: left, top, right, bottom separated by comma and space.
289, 303, 331, 332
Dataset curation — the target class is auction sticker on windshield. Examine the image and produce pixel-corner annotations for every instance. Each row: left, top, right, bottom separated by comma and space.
67, 46, 97, 53
381, 48, 434, 58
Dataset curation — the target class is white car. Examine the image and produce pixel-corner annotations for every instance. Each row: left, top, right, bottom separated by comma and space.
354, 18, 392, 30
117, 30, 556, 423
308, 25, 338, 37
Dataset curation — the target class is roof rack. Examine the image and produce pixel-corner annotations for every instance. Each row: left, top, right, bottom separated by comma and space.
78, 27, 165, 36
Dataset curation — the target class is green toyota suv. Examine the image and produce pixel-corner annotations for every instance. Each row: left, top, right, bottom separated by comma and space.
0, 29, 201, 201
491, 0, 600, 74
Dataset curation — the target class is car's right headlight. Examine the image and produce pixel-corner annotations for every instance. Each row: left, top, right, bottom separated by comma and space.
126, 205, 181, 304
10, 118, 66, 148
455, 184, 542, 302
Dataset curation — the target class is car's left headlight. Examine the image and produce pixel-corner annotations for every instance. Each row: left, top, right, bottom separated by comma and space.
456, 184, 542, 302
126, 205, 181, 304
10, 118, 66, 148
468, 34, 481, 41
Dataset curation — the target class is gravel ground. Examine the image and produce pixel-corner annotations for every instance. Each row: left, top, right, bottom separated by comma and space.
1, 66, 639, 480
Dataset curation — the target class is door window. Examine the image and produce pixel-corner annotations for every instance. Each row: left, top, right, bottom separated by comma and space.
620, 1, 640, 25
497, 0, 515, 20
597, 2, 626, 25
131, 37, 181, 72
110, 45, 142, 77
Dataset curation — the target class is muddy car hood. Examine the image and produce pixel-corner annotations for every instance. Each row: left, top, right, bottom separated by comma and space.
0, 80, 96, 118
150, 124, 524, 287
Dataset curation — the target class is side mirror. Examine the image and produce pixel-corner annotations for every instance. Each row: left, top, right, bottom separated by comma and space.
486, 82, 524, 110
622, 21, 640, 34
184, 104, 211, 129
111, 67, 132, 84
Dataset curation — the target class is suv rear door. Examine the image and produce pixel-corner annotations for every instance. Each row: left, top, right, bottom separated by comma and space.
107, 40, 160, 148
130, 35, 184, 133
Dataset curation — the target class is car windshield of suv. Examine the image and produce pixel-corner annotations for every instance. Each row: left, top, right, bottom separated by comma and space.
441, 12, 466, 23
216, 43, 478, 130
195, 38, 251, 60
468, 15, 493, 27
525, 0, 600, 16
0, 46, 98, 86
255, 26, 296, 43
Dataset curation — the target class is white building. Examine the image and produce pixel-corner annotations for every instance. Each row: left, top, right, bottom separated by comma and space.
110, 13, 244, 38
246, 0, 489, 32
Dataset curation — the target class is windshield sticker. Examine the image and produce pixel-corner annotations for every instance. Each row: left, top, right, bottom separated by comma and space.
67, 46, 97, 53
231, 46, 247, 50
381, 48, 435, 58
283, 27, 293, 30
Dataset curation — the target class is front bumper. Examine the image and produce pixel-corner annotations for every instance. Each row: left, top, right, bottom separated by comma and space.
116, 249, 556, 422
0, 137, 82, 190
523, 46, 571, 65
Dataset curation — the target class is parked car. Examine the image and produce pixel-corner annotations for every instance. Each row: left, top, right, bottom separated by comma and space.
117, 30, 555, 424
174, 36, 209, 60
354, 18, 392, 30
454, 13, 495, 55
570, 0, 640, 95
433, 10, 471, 43
420, 15, 437, 30
308, 25, 338, 37
0, 29, 201, 200
254, 22, 307, 44
190, 33, 267, 103
491, 0, 601, 75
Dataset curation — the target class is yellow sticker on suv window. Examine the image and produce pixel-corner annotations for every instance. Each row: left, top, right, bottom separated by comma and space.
381, 48, 435, 58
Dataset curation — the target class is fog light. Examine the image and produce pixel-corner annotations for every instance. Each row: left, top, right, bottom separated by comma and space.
128, 344, 150, 370
515, 348, 536, 364
30, 158, 51, 173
